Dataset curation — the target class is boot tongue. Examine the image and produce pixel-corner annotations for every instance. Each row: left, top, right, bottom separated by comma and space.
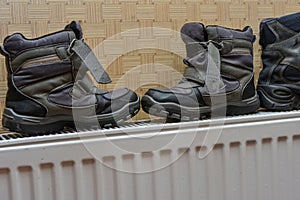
65, 21, 83, 39
181, 23, 205, 43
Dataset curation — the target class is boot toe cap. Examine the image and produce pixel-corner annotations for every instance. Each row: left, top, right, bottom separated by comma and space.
104, 88, 138, 102
96, 88, 140, 114
142, 87, 202, 107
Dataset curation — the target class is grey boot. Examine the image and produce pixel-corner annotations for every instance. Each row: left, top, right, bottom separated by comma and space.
1, 21, 140, 134
141, 23, 259, 120
258, 12, 300, 110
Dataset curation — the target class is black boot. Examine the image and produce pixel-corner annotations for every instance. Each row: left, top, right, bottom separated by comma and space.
141, 23, 259, 120
258, 12, 300, 110
1, 21, 140, 134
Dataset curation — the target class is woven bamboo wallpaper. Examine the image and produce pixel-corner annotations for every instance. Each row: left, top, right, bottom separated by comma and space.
0, 0, 299, 126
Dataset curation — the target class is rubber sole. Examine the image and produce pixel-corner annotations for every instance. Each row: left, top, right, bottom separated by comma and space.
258, 84, 300, 111
2, 98, 140, 135
141, 94, 260, 121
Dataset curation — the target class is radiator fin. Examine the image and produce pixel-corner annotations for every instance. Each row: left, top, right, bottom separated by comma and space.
40, 163, 56, 200
61, 161, 77, 200
17, 166, 34, 200
0, 168, 12, 200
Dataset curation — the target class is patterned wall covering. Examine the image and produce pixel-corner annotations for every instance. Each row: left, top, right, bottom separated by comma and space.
0, 0, 299, 124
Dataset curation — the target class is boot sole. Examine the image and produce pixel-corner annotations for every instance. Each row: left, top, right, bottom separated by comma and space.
141, 95, 260, 121
258, 85, 300, 111
2, 98, 140, 135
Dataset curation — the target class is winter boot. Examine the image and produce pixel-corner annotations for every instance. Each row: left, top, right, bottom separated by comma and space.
1, 21, 140, 134
257, 12, 300, 110
141, 23, 260, 120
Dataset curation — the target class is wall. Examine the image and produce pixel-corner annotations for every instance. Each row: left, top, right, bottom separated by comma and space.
0, 0, 298, 124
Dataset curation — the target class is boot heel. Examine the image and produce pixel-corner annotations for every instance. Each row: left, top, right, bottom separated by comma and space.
258, 85, 300, 111
226, 95, 260, 115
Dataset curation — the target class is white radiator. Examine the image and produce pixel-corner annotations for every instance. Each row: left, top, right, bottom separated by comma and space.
1, 111, 300, 200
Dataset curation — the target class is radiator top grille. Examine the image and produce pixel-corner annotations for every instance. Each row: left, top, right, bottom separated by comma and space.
0, 110, 299, 146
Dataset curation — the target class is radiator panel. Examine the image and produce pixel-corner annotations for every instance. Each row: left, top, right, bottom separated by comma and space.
0, 111, 300, 200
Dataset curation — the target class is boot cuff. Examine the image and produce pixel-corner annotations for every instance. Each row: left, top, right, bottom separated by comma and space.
181, 22, 206, 43
206, 25, 254, 42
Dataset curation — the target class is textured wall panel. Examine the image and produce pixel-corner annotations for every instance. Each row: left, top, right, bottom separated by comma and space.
0, 0, 299, 124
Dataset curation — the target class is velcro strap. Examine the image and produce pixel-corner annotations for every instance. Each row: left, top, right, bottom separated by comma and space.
183, 42, 207, 84
186, 42, 205, 58
205, 42, 224, 94
69, 39, 111, 84
183, 41, 224, 93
